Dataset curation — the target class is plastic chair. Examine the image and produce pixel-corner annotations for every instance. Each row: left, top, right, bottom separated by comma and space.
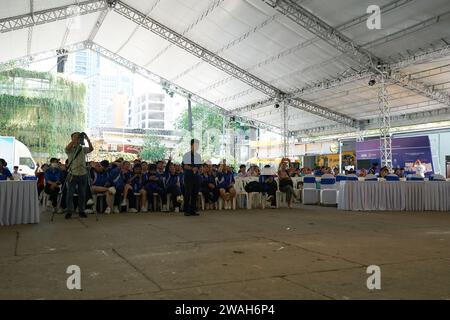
197, 192, 205, 211
346, 174, 359, 181
320, 174, 337, 206
406, 174, 424, 181
92, 193, 106, 213
23, 176, 37, 180
365, 174, 378, 181
302, 175, 319, 205
234, 178, 250, 209
242, 178, 264, 209
385, 174, 400, 181
218, 196, 236, 210
430, 174, 446, 181
275, 178, 289, 209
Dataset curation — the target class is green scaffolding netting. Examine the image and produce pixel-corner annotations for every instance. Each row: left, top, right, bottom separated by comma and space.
0, 68, 86, 160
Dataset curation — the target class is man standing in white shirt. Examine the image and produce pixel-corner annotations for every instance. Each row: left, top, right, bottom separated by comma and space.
414, 160, 426, 178
182, 139, 202, 216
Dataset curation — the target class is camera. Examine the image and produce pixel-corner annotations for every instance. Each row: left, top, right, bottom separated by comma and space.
78, 132, 87, 145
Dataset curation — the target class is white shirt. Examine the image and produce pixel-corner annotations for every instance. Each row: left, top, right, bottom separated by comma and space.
12, 172, 22, 180
415, 164, 426, 177
182, 151, 202, 166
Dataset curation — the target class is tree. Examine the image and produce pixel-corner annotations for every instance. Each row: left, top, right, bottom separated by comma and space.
140, 134, 167, 162
174, 104, 251, 165
174, 104, 222, 161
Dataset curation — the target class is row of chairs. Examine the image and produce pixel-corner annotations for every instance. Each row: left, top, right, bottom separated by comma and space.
337, 173, 447, 181
41, 173, 448, 214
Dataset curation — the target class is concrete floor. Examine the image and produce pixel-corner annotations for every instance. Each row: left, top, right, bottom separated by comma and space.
1, 205, 449, 300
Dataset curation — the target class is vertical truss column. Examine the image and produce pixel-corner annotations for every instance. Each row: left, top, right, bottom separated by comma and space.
282, 100, 288, 157
378, 74, 392, 170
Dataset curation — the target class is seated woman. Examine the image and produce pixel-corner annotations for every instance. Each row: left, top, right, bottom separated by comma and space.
216, 163, 236, 210
277, 169, 299, 209
90, 161, 115, 214
260, 165, 277, 208
200, 165, 218, 209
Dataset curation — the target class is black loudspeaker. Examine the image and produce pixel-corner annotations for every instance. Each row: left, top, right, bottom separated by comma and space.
56, 49, 68, 73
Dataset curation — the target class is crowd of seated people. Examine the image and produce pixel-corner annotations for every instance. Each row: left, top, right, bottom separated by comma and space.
29, 157, 251, 214
4, 153, 427, 214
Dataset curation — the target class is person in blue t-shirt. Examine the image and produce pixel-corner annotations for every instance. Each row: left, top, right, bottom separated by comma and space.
163, 157, 183, 212
145, 163, 166, 212
216, 162, 236, 210
44, 158, 62, 209
128, 163, 148, 213
110, 160, 132, 213
0, 158, 13, 181
200, 164, 218, 209
90, 160, 115, 214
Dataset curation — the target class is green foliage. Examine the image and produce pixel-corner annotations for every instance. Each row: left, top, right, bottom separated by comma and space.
175, 104, 223, 131
0, 68, 85, 158
140, 134, 167, 162
1, 68, 53, 81
173, 104, 251, 163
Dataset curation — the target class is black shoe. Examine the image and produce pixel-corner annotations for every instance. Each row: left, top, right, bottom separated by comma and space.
65, 213, 72, 219
191, 212, 199, 216
184, 212, 192, 216
79, 212, 88, 218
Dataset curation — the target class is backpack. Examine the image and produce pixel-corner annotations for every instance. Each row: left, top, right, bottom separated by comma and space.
244, 181, 263, 193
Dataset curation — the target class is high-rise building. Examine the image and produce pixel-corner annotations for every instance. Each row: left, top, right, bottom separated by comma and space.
132, 93, 166, 130
64, 50, 133, 129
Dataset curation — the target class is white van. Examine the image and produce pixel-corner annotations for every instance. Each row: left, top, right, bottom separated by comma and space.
0, 136, 37, 176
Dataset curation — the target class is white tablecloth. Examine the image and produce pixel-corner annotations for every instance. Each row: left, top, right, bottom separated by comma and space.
338, 181, 450, 211
0, 181, 40, 226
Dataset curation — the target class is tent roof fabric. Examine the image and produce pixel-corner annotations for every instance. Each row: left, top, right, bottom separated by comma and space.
1, 0, 450, 136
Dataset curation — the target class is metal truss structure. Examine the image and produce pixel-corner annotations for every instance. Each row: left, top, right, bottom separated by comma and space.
1, 0, 449, 140
112, 1, 358, 127
261, 0, 377, 68
0, 0, 107, 33
0, 41, 87, 72
291, 106, 450, 138
113, 1, 279, 98
234, 1, 450, 137
0, 40, 283, 134
0, 0, 358, 131
282, 100, 289, 157
378, 74, 393, 169
85, 42, 284, 134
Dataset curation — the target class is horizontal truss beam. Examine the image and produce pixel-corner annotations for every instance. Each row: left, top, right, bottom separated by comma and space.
0, 0, 107, 33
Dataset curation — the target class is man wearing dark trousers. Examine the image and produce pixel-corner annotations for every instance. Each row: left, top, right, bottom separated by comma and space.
182, 139, 201, 216
65, 132, 93, 219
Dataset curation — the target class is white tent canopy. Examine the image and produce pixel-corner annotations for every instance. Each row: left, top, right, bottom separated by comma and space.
1, 0, 450, 137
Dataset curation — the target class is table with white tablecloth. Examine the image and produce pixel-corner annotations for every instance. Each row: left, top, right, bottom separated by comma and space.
0, 180, 40, 226
338, 181, 450, 211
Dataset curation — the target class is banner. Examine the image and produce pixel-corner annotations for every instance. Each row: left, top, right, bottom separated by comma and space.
356, 136, 434, 174
117, 145, 142, 154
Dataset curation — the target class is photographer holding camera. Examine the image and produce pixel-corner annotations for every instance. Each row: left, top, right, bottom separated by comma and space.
64, 132, 93, 219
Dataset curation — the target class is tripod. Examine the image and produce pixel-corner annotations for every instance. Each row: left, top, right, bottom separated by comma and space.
51, 144, 99, 222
